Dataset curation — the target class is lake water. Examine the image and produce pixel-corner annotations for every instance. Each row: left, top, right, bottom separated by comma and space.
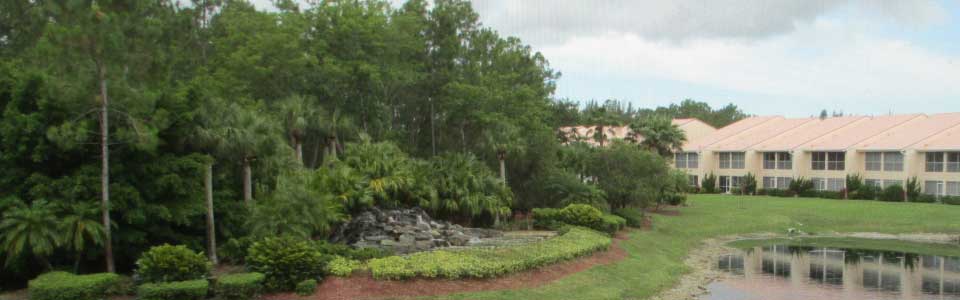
705, 240, 960, 300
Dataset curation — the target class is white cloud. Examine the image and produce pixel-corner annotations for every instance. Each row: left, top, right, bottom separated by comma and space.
472, 0, 947, 45
538, 18, 960, 114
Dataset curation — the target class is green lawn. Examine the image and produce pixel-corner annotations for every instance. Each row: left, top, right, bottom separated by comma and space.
437, 194, 960, 300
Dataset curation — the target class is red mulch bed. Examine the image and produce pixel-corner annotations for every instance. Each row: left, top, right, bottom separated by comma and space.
264, 232, 631, 300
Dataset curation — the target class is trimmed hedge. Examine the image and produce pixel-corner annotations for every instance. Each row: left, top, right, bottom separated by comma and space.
137, 279, 209, 300
559, 204, 602, 228
612, 208, 644, 228
531, 207, 563, 229
368, 227, 611, 280
28, 272, 120, 300
295, 279, 317, 296
215, 272, 264, 300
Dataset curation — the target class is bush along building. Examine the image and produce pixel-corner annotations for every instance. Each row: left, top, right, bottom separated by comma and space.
562, 113, 960, 202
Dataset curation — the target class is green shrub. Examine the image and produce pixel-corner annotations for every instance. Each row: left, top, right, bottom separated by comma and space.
28, 272, 121, 300
314, 241, 389, 261
136, 244, 211, 283
944, 196, 960, 205
912, 194, 938, 203
246, 236, 328, 291
853, 185, 879, 200
531, 207, 563, 229
880, 185, 905, 202
219, 237, 256, 264
368, 227, 610, 280
295, 279, 317, 296
559, 204, 602, 228
214, 272, 264, 300
702, 173, 718, 193
816, 191, 843, 200
137, 279, 208, 300
599, 214, 627, 234
789, 177, 814, 195
328, 256, 363, 277
612, 208, 644, 228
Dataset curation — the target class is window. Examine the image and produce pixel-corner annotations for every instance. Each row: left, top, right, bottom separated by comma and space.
777, 177, 792, 190
675, 153, 686, 168
763, 177, 776, 189
688, 175, 699, 187
927, 152, 945, 172
777, 153, 792, 170
948, 182, 960, 196
882, 180, 903, 189
812, 152, 826, 170
865, 179, 881, 188
925, 180, 943, 195
949, 152, 960, 173
827, 178, 844, 191
719, 152, 745, 169
812, 152, 845, 171
687, 153, 699, 169
763, 177, 792, 190
719, 176, 742, 193
865, 152, 882, 171
763, 153, 776, 170
763, 152, 792, 170
883, 152, 903, 171
812, 178, 844, 191
827, 152, 845, 170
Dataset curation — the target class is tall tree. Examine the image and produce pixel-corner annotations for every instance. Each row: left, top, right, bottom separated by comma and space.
210, 103, 283, 205
275, 94, 324, 165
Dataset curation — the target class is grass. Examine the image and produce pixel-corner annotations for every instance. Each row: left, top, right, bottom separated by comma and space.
436, 194, 960, 300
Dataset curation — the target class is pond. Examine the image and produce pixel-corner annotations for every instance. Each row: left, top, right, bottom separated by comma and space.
705, 237, 960, 300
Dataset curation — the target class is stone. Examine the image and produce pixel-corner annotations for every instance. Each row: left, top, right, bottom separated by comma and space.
330, 207, 504, 254
414, 231, 433, 241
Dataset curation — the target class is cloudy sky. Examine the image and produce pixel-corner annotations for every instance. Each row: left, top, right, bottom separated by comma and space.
254, 0, 960, 117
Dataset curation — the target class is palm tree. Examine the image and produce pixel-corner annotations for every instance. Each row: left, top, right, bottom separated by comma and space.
248, 171, 345, 239
628, 116, 687, 157
0, 199, 61, 270
320, 109, 355, 165
275, 95, 324, 165
58, 202, 106, 273
211, 103, 284, 205
483, 121, 523, 185
586, 107, 619, 147
342, 135, 415, 208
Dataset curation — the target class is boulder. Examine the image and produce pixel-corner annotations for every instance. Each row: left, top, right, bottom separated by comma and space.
331, 207, 503, 254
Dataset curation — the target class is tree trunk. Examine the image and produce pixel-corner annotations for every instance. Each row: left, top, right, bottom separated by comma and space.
295, 141, 303, 165
310, 138, 321, 168
73, 253, 81, 274
98, 65, 115, 273
499, 158, 506, 184
243, 159, 252, 205
205, 163, 218, 264
430, 97, 436, 156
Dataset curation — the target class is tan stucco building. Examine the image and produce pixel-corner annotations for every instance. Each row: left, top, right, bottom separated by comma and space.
561, 113, 960, 196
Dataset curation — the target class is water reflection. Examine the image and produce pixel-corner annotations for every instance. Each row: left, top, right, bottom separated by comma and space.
708, 244, 960, 300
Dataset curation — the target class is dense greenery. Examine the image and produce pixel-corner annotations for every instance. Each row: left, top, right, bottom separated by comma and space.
367, 227, 611, 280
295, 279, 317, 296
214, 272, 265, 300
0, 0, 692, 289
441, 194, 960, 300
245, 237, 327, 292
27, 272, 120, 300
135, 244, 211, 283
327, 256, 363, 277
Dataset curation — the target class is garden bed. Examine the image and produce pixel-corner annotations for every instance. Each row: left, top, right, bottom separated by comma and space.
263, 231, 629, 300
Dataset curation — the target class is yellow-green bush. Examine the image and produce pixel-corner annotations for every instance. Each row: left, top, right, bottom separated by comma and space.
327, 256, 363, 277
28, 272, 121, 300
368, 227, 611, 280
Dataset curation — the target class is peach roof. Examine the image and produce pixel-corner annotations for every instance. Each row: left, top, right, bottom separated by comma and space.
911, 122, 960, 151
751, 116, 867, 152
707, 117, 817, 151
797, 114, 924, 151
855, 113, 960, 151
682, 116, 779, 151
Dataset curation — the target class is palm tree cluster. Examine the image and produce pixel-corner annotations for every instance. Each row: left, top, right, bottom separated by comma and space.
0, 198, 105, 273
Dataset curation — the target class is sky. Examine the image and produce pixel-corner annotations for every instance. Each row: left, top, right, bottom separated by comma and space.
251, 0, 960, 117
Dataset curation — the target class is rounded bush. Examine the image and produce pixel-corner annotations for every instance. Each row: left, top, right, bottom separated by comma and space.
295, 279, 317, 296
215, 272, 265, 300
246, 237, 327, 291
136, 244, 211, 283
559, 204, 602, 228
327, 256, 362, 277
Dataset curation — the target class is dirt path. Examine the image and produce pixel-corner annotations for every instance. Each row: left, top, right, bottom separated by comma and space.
264, 232, 631, 300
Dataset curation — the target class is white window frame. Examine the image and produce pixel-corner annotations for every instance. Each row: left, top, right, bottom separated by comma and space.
719, 152, 745, 169
865, 152, 882, 171
927, 152, 945, 172
882, 152, 903, 171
